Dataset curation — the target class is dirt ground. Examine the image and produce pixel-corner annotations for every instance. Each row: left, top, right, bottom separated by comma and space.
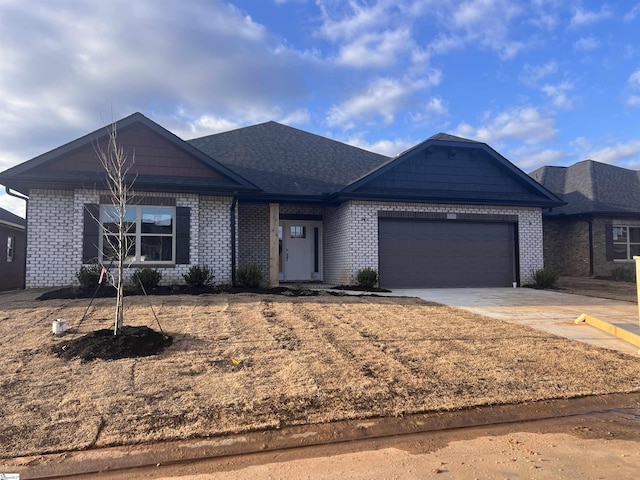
71, 405, 640, 480
556, 275, 638, 302
1, 283, 640, 478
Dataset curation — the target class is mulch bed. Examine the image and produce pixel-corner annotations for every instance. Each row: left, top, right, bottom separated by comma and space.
51, 326, 173, 362
36, 284, 386, 301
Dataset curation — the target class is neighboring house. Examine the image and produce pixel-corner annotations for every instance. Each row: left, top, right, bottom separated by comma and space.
0, 112, 562, 289
530, 159, 640, 277
0, 207, 26, 290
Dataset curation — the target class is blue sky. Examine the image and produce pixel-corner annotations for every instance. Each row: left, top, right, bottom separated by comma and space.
1, 0, 640, 217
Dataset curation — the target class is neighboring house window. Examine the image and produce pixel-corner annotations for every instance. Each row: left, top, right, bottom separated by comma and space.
6, 236, 15, 262
612, 226, 640, 260
100, 205, 175, 263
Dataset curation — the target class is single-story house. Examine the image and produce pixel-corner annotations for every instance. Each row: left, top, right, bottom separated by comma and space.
0, 112, 562, 289
530, 159, 640, 277
0, 207, 26, 290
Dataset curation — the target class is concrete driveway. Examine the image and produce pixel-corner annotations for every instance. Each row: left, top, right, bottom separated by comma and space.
391, 287, 640, 356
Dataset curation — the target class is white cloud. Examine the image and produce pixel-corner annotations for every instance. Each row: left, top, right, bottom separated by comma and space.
520, 61, 558, 87
588, 141, 640, 164
541, 81, 574, 109
573, 36, 601, 51
623, 3, 640, 22
426, 34, 467, 56
336, 29, 412, 68
344, 136, 414, 157
326, 77, 411, 127
424, 97, 449, 116
317, 0, 390, 42
326, 72, 441, 128
187, 115, 242, 137
409, 97, 449, 126
0, 0, 314, 167
278, 109, 312, 126
569, 5, 613, 28
455, 106, 557, 144
0, 193, 26, 218
508, 145, 571, 170
623, 69, 640, 108
625, 95, 640, 108
448, 0, 528, 59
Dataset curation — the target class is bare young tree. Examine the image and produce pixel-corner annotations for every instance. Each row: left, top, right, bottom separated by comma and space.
95, 123, 136, 335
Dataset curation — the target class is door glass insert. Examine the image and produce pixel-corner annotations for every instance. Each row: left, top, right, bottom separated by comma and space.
290, 225, 306, 239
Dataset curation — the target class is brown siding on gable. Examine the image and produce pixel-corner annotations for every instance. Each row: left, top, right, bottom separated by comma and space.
45, 123, 223, 179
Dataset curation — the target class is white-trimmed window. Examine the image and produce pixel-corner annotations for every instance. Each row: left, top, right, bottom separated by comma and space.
100, 205, 176, 264
612, 226, 640, 261
6, 235, 15, 262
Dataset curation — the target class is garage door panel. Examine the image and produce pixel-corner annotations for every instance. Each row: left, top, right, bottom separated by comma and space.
378, 219, 515, 288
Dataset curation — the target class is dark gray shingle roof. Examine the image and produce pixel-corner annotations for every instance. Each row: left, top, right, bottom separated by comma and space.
188, 121, 390, 195
0, 207, 25, 228
530, 159, 640, 215
427, 132, 482, 143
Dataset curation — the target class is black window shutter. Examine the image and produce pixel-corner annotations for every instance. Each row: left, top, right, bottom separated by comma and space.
605, 224, 614, 261
176, 207, 190, 264
83, 204, 100, 263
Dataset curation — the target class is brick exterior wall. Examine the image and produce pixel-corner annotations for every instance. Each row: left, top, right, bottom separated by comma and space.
26, 189, 233, 287
198, 195, 234, 285
26, 189, 76, 288
323, 201, 544, 286
323, 203, 351, 285
542, 215, 640, 277
542, 217, 591, 276
237, 203, 270, 282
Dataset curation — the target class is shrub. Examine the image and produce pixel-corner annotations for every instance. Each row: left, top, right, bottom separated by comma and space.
236, 263, 263, 288
183, 265, 215, 287
356, 267, 379, 288
533, 268, 559, 288
132, 268, 162, 289
611, 266, 635, 283
77, 265, 102, 288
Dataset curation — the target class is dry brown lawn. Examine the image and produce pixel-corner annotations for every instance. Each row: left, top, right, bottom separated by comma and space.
1, 289, 640, 459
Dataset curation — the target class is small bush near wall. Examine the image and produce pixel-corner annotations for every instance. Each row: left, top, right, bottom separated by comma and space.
77, 265, 102, 288
533, 268, 559, 289
132, 268, 162, 289
611, 266, 635, 283
183, 265, 215, 287
236, 263, 263, 288
356, 268, 379, 288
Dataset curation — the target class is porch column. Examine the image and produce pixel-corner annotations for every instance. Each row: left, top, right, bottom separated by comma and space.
268, 203, 280, 287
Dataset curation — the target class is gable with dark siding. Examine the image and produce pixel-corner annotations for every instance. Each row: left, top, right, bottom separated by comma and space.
340, 136, 563, 207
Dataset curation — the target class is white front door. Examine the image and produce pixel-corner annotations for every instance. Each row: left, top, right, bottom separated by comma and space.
279, 221, 322, 282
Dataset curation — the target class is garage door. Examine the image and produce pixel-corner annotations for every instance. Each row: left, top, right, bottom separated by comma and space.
378, 219, 516, 288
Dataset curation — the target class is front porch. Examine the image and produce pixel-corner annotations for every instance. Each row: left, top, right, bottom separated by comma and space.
237, 202, 327, 287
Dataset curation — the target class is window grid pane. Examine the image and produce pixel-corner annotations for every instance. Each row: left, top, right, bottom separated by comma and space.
100, 205, 175, 263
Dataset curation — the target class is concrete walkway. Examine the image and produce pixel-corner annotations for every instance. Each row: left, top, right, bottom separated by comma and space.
391, 287, 640, 356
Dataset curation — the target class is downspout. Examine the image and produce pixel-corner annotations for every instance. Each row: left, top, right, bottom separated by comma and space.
230, 194, 238, 287
5, 187, 29, 289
